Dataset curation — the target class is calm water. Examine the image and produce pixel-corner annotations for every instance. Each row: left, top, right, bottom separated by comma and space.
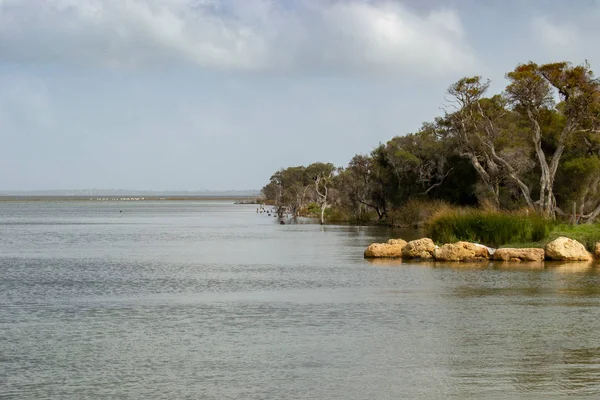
2, 201, 600, 399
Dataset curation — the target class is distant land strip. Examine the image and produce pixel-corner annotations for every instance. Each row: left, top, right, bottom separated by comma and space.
0, 195, 259, 202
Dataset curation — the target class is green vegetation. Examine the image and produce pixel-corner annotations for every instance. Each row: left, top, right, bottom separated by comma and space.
501, 224, 600, 251
425, 208, 554, 247
261, 60, 600, 227
423, 207, 600, 250
548, 225, 600, 251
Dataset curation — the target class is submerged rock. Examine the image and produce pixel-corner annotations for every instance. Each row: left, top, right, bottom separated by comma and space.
433, 241, 490, 262
545, 237, 592, 261
364, 242, 406, 258
402, 238, 436, 259
493, 248, 545, 262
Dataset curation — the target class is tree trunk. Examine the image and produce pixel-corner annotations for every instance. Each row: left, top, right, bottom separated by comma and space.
526, 108, 573, 218
584, 204, 600, 224
315, 173, 331, 225
484, 143, 536, 209
466, 153, 500, 207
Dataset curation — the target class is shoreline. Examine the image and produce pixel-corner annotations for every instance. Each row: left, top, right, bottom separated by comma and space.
364, 237, 598, 263
0, 196, 258, 202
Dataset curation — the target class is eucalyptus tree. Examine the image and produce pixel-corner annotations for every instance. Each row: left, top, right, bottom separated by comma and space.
506, 61, 600, 217
306, 162, 337, 224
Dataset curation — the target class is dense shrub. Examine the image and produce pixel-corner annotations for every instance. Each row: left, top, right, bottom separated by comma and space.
389, 199, 454, 227
425, 208, 554, 247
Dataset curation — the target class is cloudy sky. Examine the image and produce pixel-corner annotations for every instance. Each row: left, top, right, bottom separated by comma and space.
1, 0, 599, 191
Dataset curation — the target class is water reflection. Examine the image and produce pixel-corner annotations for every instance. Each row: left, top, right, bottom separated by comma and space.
364, 258, 404, 267
367, 258, 600, 274
3, 201, 600, 399
491, 261, 546, 270
547, 261, 595, 273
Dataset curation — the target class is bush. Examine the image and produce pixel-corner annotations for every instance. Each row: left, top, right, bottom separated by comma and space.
425, 208, 554, 247
390, 199, 455, 227
324, 207, 352, 222
305, 202, 320, 216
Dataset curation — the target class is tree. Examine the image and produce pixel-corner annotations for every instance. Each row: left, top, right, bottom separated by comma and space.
342, 154, 388, 220
306, 162, 336, 224
261, 166, 311, 218
444, 77, 524, 208
506, 61, 600, 217
260, 60, 600, 224
560, 156, 600, 222
384, 123, 453, 199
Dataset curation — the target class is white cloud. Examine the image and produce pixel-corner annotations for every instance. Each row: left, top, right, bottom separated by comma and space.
530, 11, 600, 70
532, 17, 579, 49
0, 0, 479, 76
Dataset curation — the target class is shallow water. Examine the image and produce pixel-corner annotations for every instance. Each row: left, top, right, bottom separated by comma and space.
1, 201, 600, 399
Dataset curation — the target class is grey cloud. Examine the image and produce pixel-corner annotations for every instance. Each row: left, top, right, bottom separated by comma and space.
0, 0, 479, 76
2, 1, 600, 191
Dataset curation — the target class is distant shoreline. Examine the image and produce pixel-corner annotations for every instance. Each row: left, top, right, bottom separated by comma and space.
0, 196, 258, 202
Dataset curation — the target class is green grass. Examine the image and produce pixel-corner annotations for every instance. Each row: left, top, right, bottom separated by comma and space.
503, 223, 600, 251
425, 208, 554, 248
426, 206, 600, 250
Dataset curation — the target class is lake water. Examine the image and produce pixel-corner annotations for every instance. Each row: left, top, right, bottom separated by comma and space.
2, 201, 600, 399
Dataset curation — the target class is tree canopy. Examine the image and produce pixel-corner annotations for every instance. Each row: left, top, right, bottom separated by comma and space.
261, 60, 600, 225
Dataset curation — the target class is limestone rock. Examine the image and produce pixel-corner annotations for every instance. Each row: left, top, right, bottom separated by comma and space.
545, 237, 592, 261
594, 242, 600, 259
364, 242, 405, 258
493, 248, 545, 262
402, 238, 436, 259
387, 238, 408, 246
433, 241, 490, 262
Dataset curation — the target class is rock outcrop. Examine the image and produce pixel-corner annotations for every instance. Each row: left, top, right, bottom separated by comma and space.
364, 242, 406, 258
387, 239, 408, 246
402, 238, 436, 259
493, 248, 545, 262
433, 241, 490, 262
365, 236, 597, 263
594, 242, 600, 259
544, 237, 592, 261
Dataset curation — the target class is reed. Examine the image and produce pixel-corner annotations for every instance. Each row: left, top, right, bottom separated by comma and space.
425, 208, 554, 247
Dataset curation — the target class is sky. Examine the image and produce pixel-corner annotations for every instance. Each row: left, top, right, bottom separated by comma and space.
1, 0, 600, 191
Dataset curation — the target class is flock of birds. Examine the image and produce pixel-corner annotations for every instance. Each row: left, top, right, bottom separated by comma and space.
257, 205, 290, 224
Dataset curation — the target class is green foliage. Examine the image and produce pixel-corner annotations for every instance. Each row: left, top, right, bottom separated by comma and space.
563, 156, 600, 175
388, 199, 452, 228
426, 209, 554, 247
323, 207, 352, 222
262, 59, 600, 226
502, 224, 600, 252
546, 224, 600, 251
305, 202, 320, 216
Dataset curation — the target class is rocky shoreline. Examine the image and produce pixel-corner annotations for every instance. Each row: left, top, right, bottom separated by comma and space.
364, 236, 596, 263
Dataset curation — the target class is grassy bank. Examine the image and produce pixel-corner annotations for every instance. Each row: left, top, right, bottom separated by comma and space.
426, 208, 552, 247
425, 206, 600, 250
299, 200, 600, 250
502, 224, 600, 251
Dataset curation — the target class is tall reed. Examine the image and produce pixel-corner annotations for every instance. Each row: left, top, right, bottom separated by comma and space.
425, 208, 553, 247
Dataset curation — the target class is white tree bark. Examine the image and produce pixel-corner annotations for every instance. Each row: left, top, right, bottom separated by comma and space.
315, 173, 331, 225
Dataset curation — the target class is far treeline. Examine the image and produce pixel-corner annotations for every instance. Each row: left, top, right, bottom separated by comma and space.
261, 61, 600, 226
